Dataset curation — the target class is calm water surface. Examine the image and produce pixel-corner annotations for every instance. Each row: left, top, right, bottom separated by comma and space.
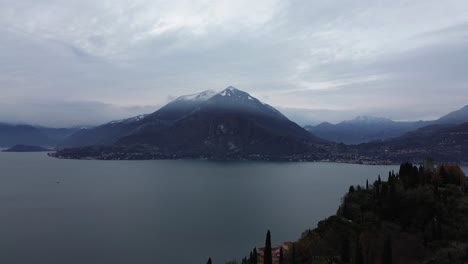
1, 153, 460, 264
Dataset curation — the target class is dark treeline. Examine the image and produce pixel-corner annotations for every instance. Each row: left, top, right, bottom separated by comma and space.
215, 159, 468, 264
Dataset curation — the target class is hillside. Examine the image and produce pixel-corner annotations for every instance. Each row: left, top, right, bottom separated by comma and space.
232, 162, 468, 264
356, 123, 468, 164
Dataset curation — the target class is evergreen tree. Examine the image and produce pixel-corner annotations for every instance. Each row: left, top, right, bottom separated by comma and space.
207, 257, 212, 264
381, 183, 388, 197
279, 247, 284, 264
252, 247, 257, 264
366, 179, 369, 190
291, 244, 296, 264
264, 230, 272, 264
382, 235, 392, 264
349, 186, 355, 193
439, 165, 449, 184
418, 165, 425, 185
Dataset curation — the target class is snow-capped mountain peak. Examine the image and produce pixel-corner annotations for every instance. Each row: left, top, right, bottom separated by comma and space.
175, 90, 216, 102
217, 86, 257, 100
201, 86, 287, 120
219, 86, 244, 97
107, 114, 148, 125
344, 116, 393, 124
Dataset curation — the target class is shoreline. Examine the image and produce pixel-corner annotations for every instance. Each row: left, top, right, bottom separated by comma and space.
47, 152, 468, 166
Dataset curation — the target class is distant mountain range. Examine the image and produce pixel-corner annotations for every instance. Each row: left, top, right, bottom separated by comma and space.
304, 105, 468, 144
0, 123, 78, 148
1, 87, 467, 163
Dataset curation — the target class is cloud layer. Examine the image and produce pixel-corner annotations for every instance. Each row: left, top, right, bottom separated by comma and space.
1, 0, 467, 126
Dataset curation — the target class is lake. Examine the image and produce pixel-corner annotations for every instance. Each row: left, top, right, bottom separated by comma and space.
1, 153, 461, 264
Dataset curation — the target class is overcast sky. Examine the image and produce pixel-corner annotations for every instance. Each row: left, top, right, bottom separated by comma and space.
1, 0, 468, 127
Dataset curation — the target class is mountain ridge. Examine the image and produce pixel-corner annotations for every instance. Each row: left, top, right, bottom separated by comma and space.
305, 105, 468, 144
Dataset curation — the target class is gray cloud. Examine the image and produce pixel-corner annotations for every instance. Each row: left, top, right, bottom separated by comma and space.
0, 99, 160, 128
0, 0, 467, 126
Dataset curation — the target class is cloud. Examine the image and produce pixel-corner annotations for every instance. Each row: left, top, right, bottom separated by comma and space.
0, 99, 160, 127
0, 0, 467, 126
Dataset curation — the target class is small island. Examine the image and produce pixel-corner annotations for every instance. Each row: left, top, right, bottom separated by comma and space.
2, 145, 52, 152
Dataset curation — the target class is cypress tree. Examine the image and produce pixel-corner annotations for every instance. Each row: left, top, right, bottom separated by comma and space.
279, 247, 284, 264
366, 179, 369, 190
291, 244, 296, 264
207, 257, 212, 264
382, 235, 392, 264
264, 230, 272, 264
252, 247, 258, 264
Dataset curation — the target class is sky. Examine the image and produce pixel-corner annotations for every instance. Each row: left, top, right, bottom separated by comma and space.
1, 0, 468, 127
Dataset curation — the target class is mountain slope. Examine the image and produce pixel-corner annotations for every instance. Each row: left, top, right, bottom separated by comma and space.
59, 90, 216, 148
436, 105, 468, 124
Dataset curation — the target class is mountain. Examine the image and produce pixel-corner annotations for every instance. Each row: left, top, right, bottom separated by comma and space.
305, 116, 429, 144
0, 123, 78, 148
118, 87, 324, 157
357, 122, 468, 164
305, 105, 468, 144
436, 105, 468, 124
59, 90, 217, 148
56, 87, 332, 160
